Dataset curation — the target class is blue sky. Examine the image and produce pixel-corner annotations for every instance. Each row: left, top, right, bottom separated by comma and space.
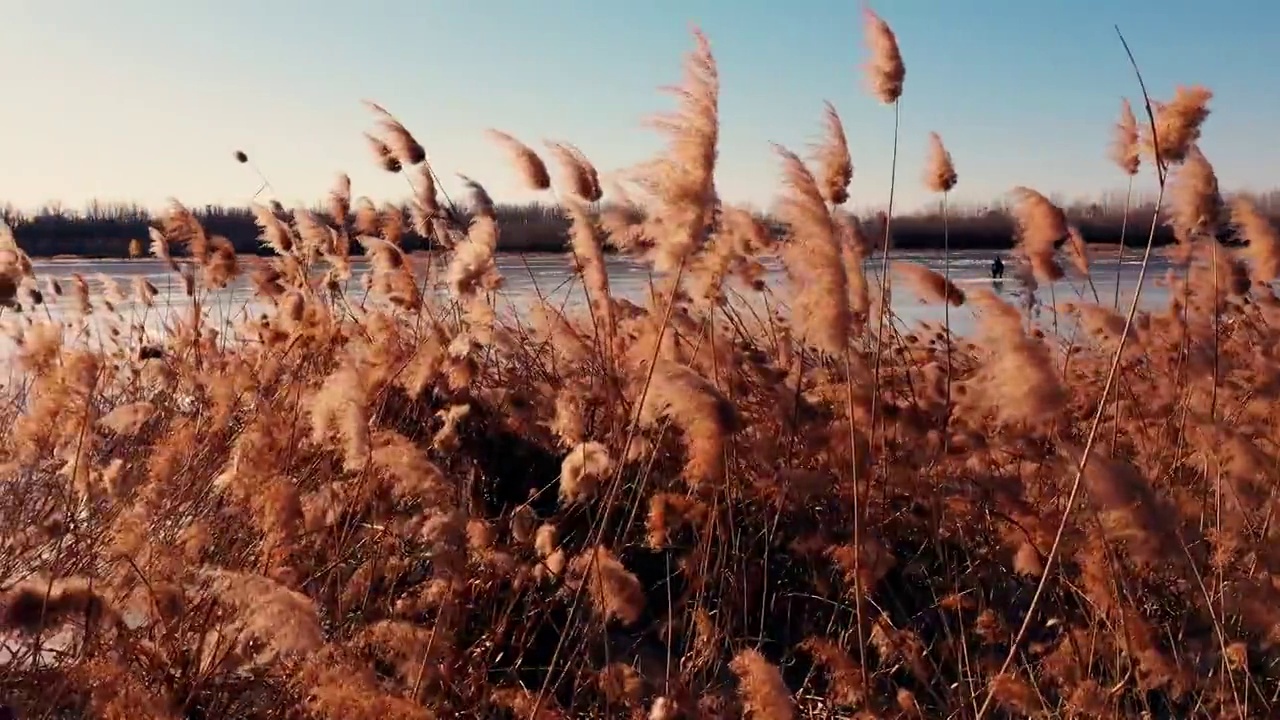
1, 0, 1277, 216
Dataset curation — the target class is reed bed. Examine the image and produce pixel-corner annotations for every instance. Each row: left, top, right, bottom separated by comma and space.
2, 14, 1280, 720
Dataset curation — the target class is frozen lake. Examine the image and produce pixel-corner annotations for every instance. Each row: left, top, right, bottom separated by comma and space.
5, 247, 1176, 349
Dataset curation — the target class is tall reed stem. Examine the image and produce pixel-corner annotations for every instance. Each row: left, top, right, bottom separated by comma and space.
1113, 175, 1135, 309
861, 101, 900, 697
941, 191, 953, 425
869, 100, 901, 460
1108, 175, 1138, 444
978, 27, 1245, 719
977, 149, 1166, 720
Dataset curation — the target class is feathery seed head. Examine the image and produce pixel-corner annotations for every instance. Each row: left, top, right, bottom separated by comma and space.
924, 132, 957, 193
637, 27, 720, 272
328, 173, 351, 226
1009, 186, 1067, 283
1231, 196, 1280, 284
731, 649, 795, 720
893, 261, 964, 306
1110, 98, 1141, 176
815, 102, 854, 205
546, 142, 603, 202
363, 100, 428, 165
1169, 145, 1222, 246
863, 7, 905, 105
460, 175, 496, 220
366, 133, 403, 174
775, 144, 851, 356
488, 130, 552, 192
1147, 86, 1212, 165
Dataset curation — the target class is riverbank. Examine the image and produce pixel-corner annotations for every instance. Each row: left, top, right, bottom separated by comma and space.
2, 200, 1244, 259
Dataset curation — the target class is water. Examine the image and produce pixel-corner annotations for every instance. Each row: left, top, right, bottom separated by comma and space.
9, 248, 1177, 347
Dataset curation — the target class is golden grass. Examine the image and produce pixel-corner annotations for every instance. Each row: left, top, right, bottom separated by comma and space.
1, 14, 1280, 720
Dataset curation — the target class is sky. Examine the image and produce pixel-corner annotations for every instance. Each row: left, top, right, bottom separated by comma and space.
1, 0, 1278, 217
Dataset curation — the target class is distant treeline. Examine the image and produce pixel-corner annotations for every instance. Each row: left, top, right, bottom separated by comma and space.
3, 192, 1279, 258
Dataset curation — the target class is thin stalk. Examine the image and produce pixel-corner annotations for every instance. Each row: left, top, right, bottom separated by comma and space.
869, 99, 901, 480
978, 26, 1221, 718
975, 222, 1163, 713
245, 159, 275, 202
531, 255, 691, 717
842, 347, 870, 691
1113, 175, 1135, 309
941, 191, 953, 429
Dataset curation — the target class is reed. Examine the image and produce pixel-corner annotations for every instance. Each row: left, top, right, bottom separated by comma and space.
2, 18, 1280, 720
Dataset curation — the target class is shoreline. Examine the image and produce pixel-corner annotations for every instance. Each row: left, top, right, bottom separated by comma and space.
7, 213, 1203, 260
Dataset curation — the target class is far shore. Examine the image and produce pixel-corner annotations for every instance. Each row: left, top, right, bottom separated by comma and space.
5, 199, 1270, 260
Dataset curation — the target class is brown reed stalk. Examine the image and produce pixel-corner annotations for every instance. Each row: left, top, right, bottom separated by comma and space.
923, 131, 957, 425
531, 28, 720, 717
1110, 98, 1141, 308
863, 5, 906, 394
232, 149, 277, 201
976, 28, 1238, 719
862, 5, 906, 695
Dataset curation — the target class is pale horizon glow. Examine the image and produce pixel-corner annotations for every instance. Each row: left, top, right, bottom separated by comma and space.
1, 0, 1278, 218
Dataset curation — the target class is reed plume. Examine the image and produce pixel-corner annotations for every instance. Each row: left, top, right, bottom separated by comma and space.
132, 276, 157, 307
1111, 98, 1142, 177
0, 222, 31, 306
835, 211, 872, 324
487, 130, 551, 192
775, 145, 851, 356
863, 7, 905, 105
730, 649, 795, 720
639, 359, 737, 487
1169, 146, 1222, 248
364, 100, 428, 165
411, 165, 445, 244
1231, 196, 1280, 284
797, 637, 864, 708
460, 175, 496, 220
559, 441, 611, 504
636, 28, 719, 273
1064, 225, 1091, 277
568, 546, 645, 625
922, 131, 960, 417
365, 132, 402, 173
1010, 186, 1067, 283
1147, 86, 1213, 165
892, 261, 964, 306
862, 6, 907, 484
815, 101, 853, 205
546, 142, 603, 202
1066, 445, 1179, 568
964, 289, 1067, 427
923, 132, 957, 193
563, 196, 615, 355
146, 226, 176, 271
328, 173, 352, 227
447, 209, 503, 300
159, 199, 210, 265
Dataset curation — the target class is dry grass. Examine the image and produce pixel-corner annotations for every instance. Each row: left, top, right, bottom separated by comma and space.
2, 16, 1280, 720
